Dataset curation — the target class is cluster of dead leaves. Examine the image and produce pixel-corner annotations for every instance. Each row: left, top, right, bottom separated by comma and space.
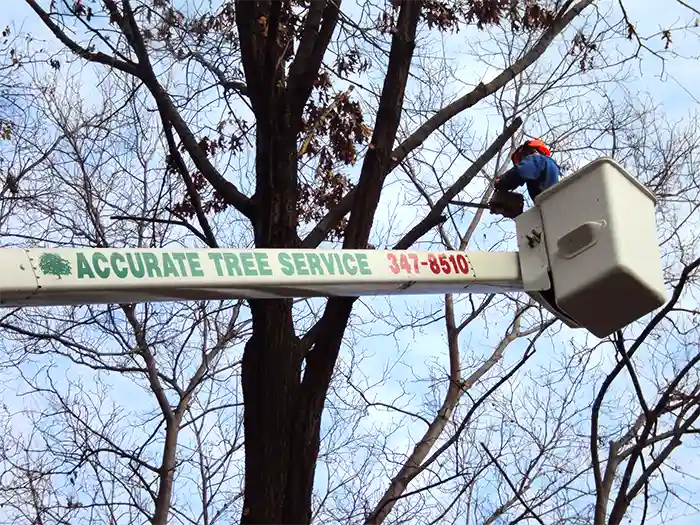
297, 82, 373, 239
170, 135, 236, 218
377, 0, 556, 34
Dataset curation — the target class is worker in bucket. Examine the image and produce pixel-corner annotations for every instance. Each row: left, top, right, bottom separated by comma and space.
488, 139, 560, 218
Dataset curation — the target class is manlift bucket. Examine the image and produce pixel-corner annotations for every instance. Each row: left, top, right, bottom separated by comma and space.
517, 157, 667, 338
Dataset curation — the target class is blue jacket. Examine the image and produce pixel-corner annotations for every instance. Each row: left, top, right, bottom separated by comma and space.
495, 153, 561, 201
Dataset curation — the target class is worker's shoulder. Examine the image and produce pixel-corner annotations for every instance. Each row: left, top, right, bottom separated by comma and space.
540, 154, 561, 171
522, 152, 557, 168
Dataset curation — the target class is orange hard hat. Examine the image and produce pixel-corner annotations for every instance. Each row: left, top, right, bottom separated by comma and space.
511, 139, 551, 165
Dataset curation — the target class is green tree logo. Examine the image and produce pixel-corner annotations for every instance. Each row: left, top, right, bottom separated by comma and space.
38, 252, 72, 278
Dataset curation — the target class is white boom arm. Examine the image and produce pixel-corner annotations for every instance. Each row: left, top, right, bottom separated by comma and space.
0, 158, 669, 338
0, 248, 524, 306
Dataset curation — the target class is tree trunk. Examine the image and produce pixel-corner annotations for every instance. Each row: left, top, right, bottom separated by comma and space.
240, 89, 304, 522
282, 299, 355, 523
238, 1, 421, 521
241, 300, 301, 523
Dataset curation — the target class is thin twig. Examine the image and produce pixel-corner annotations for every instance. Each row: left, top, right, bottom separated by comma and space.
676, 0, 700, 17
111, 214, 209, 244
615, 330, 650, 419
480, 442, 546, 525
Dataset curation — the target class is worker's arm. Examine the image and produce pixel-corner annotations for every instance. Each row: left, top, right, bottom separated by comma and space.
494, 154, 548, 192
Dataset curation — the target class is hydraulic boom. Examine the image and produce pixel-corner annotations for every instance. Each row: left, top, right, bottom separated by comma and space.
0, 158, 669, 338
0, 248, 524, 307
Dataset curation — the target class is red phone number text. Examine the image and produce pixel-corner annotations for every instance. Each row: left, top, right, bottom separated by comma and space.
387, 253, 470, 275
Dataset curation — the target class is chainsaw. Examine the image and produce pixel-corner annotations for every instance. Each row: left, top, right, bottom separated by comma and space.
450, 190, 524, 219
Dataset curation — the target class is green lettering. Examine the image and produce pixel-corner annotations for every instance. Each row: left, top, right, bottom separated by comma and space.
332, 253, 345, 275
223, 253, 243, 276
110, 253, 128, 279
208, 253, 225, 276
188, 253, 204, 276
255, 252, 272, 276
92, 253, 110, 279
76, 253, 95, 279
126, 253, 145, 278
161, 253, 179, 277
142, 253, 162, 278
240, 252, 258, 276
319, 253, 336, 274
278, 253, 295, 276
342, 253, 357, 275
292, 253, 309, 276
172, 253, 189, 276
306, 253, 324, 275
356, 254, 371, 275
